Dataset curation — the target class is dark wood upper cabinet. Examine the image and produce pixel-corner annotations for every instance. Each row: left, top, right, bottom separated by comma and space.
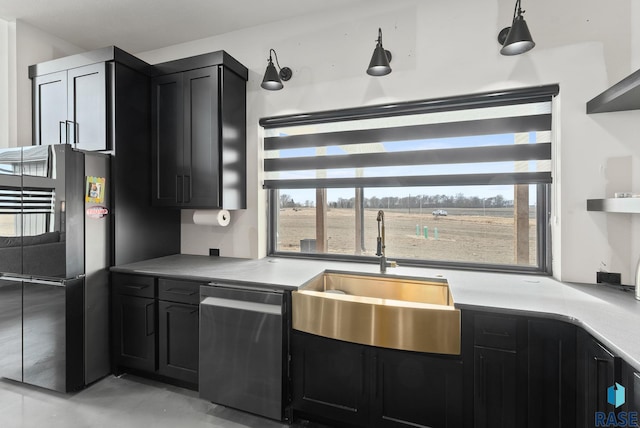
32, 62, 107, 151
152, 73, 184, 206
151, 52, 247, 209
32, 71, 67, 146
29, 46, 181, 266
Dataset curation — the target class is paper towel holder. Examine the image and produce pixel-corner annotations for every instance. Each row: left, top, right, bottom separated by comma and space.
192, 209, 231, 227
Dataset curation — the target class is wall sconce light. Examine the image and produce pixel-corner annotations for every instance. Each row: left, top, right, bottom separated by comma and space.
261, 49, 293, 90
367, 28, 392, 76
498, 0, 535, 56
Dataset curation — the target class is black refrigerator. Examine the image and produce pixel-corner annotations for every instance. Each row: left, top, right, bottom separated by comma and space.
0, 144, 111, 392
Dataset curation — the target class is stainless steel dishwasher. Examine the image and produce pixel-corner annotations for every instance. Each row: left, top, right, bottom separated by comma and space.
199, 282, 287, 421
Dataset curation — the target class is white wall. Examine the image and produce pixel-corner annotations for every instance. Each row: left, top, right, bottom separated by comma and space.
135, 0, 640, 284
633, 1, 640, 70
0, 18, 15, 148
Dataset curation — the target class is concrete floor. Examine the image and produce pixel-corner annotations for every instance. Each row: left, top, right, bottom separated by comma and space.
0, 374, 332, 428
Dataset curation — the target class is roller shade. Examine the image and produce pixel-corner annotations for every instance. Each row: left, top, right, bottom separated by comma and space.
261, 85, 557, 190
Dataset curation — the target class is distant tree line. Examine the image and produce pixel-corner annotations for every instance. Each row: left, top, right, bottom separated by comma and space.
280, 193, 513, 209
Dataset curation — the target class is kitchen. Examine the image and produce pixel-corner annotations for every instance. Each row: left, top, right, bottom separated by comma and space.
1, 0, 640, 427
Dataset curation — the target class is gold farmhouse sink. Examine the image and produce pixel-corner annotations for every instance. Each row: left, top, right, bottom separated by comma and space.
292, 271, 461, 355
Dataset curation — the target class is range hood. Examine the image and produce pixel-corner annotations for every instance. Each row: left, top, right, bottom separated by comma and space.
587, 68, 640, 113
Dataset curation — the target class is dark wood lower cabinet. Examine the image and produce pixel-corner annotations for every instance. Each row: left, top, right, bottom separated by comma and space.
577, 329, 617, 428
292, 331, 369, 427
473, 346, 518, 428
527, 319, 576, 428
112, 293, 156, 373
158, 301, 199, 384
111, 273, 200, 389
291, 331, 463, 428
466, 311, 577, 428
621, 361, 640, 428
108, 273, 640, 428
372, 347, 463, 428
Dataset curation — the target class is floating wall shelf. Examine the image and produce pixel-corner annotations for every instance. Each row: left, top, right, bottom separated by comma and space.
586, 68, 640, 114
587, 198, 640, 213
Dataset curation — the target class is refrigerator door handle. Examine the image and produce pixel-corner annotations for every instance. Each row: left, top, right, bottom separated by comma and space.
4, 274, 85, 287
0, 275, 24, 283
27, 278, 67, 287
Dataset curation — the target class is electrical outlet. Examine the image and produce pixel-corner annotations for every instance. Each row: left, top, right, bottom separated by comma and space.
596, 271, 621, 285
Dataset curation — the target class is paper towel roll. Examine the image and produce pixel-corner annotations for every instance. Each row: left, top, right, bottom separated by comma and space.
192, 209, 231, 227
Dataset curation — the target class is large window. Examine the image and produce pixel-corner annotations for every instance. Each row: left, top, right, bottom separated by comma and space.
261, 85, 557, 274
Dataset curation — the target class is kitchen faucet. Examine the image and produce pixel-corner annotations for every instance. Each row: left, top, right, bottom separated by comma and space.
376, 210, 397, 273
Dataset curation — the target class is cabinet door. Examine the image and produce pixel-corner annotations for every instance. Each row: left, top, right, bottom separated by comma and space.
372, 348, 463, 428
67, 63, 107, 151
112, 293, 156, 372
183, 66, 220, 207
158, 301, 199, 384
577, 333, 617, 427
152, 73, 184, 206
291, 332, 369, 427
528, 319, 576, 428
33, 71, 67, 146
621, 361, 640, 427
474, 347, 518, 428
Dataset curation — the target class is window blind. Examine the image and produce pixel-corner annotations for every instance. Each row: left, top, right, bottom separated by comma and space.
261, 85, 558, 190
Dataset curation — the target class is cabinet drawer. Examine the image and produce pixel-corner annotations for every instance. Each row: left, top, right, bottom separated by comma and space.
474, 314, 517, 350
158, 278, 201, 305
112, 273, 155, 298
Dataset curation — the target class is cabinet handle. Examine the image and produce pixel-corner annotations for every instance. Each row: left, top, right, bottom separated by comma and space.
165, 305, 197, 315
481, 328, 510, 337
184, 175, 191, 203
145, 302, 155, 336
176, 175, 183, 203
125, 284, 149, 290
373, 354, 379, 398
479, 353, 486, 405
558, 341, 563, 424
165, 288, 197, 296
74, 121, 79, 146
361, 350, 366, 395
66, 120, 76, 146
59, 121, 66, 144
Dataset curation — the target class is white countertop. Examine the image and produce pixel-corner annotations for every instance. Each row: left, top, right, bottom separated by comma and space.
112, 254, 640, 371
